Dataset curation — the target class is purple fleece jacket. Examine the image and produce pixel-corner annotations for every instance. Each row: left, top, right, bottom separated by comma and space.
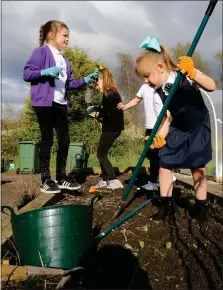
23, 45, 86, 106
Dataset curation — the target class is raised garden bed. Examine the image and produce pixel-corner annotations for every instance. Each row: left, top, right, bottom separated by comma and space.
2, 172, 223, 289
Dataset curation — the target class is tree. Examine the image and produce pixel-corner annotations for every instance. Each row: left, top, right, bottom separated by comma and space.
117, 52, 143, 137
62, 47, 104, 154
15, 97, 40, 142
215, 50, 222, 87
23, 97, 38, 122
171, 42, 210, 75
1, 103, 21, 161
215, 50, 223, 64
64, 47, 101, 122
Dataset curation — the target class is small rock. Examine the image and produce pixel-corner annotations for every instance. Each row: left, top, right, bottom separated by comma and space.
142, 225, 148, 232
124, 243, 133, 251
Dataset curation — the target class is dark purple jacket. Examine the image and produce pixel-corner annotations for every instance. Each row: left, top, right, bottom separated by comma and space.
23, 45, 86, 106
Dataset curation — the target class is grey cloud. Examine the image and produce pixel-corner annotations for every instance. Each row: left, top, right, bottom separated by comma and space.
130, 1, 222, 56
66, 1, 102, 34
2, 1, 104, 80
33, 2, 62, 23
2, 2, 63, 80
66, 2, 142, 43
68, 17, 97, 34
2, 79, 29, 107
2, 1, 222, 108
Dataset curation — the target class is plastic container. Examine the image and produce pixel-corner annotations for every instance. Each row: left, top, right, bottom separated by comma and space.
19, 141, 39, 174
67, 142, 86, 173
1, 195, 100, 269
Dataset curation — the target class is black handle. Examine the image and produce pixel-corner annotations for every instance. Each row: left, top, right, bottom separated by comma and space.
205, 0, 218, 16
90, 194, 103, 209
1, 206, 16, 216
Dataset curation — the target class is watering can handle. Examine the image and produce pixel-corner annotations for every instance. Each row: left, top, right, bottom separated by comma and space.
90, 194, 102, 208
1, 206, 16, 216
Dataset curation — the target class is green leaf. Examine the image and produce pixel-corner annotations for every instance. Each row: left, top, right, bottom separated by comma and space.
139, 241, 145, 248
188, 198, 195, 205
166, 242, 172, 249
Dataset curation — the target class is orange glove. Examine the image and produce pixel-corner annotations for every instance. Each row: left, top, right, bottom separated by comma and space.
144, 134, 166, 149
151, 134, 166, 149
89, 186, 98, 193
177, 56, 197, 80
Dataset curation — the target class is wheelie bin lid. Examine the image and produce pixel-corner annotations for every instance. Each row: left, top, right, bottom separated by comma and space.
19, 141, 38, 145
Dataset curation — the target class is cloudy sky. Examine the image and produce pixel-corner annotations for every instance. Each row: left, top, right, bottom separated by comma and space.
2, 1, 222, 115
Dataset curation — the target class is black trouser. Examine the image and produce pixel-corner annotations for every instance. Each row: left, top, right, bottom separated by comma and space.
145, 129, 160, 183
34, 102, 70, 183
97, 131, 121, 181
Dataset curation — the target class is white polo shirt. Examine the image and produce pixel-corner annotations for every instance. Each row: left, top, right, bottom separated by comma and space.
136, 84, 163, 129
137, 72, 195, 129
162, 71, 195, 93
47, 44, 68, 105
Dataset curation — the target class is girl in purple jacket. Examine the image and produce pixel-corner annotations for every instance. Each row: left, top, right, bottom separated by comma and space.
23, 20, 98, 194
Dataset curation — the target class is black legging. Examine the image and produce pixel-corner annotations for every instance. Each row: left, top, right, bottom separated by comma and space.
34, 101, 70, 183
97, 131, 121, 181
145, 129, 160, 183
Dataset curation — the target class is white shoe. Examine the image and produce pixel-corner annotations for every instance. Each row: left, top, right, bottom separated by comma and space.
95, 180, 108, 189
141, 181, 159, 191
107, 179, 124, 189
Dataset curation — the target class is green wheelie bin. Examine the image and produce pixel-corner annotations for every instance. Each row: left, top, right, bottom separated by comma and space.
67, 142, 86, 173
19, 141, 40, 174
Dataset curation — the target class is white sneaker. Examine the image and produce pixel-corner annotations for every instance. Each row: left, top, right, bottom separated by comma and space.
107, 179, 124, 189
95, 180, 108, 189
141, 181, 159, 191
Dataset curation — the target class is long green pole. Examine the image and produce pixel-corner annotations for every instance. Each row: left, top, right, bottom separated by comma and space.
96, 198, 152, 240
113, 0, 218, 218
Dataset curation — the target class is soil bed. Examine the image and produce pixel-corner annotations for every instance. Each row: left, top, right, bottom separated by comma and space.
3, 173, 223, 290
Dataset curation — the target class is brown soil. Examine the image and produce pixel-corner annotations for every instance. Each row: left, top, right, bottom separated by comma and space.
2, 172, 223, 290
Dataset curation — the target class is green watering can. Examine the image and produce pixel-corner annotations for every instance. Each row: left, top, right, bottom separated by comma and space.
1, 195, 101, 270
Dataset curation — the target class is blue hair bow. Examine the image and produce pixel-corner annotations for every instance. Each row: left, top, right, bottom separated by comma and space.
139, 36, 161, 52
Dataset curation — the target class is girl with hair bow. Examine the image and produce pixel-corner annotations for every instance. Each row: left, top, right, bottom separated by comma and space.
133, 36, 215, 222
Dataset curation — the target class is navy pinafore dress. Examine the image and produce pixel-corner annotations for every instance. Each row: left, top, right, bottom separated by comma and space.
159, 76, 212, 170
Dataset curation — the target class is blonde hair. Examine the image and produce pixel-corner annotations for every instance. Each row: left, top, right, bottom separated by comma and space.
99, 68, 118, 95
39, 20, 69, 46
135, 45, 179, 77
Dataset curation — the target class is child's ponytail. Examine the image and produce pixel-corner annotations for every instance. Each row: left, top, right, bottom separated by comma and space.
39, 24, 45, 46
160, 45, 179, 72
